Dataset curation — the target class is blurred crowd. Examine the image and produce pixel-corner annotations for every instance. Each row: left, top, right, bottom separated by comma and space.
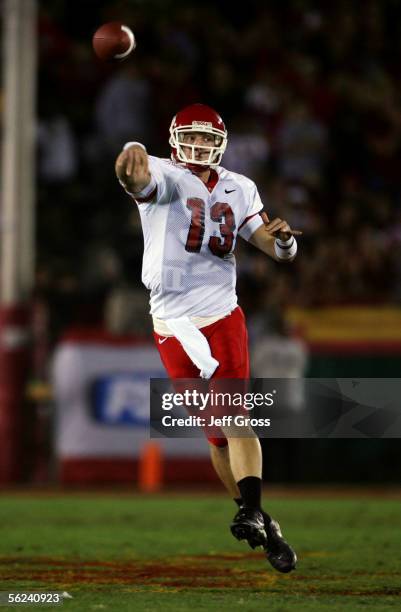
34, 0, 401, 342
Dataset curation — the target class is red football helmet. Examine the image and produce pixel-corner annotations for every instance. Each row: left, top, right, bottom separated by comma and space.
169, 103, 228, 169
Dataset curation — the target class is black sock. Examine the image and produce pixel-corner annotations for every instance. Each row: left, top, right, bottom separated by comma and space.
237, 476, 262, 510
235, 493, 271, 523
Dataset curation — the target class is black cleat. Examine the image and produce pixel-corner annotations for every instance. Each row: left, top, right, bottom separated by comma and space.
230, 506, 267, 549
264, 518, 297, 573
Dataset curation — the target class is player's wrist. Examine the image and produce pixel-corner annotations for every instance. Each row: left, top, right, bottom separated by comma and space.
274, 236, 297, 260
122, 174, 155, 198
276, 235, 294, 248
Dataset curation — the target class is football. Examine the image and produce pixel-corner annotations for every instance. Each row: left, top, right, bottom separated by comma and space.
92, 22, 136, 62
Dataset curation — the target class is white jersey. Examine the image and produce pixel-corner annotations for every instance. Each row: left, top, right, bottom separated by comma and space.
128, 155, 264, 319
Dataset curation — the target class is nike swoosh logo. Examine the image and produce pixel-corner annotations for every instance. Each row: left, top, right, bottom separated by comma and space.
158, 337, 168, 344
225, 189, 236, 194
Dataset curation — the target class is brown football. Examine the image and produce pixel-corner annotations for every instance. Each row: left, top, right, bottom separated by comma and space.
92, 22, 136, 62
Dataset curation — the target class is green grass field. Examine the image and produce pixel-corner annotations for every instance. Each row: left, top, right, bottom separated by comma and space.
0, 491, 400, 611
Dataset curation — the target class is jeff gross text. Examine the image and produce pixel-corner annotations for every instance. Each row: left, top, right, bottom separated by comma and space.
161, 415, 271, 427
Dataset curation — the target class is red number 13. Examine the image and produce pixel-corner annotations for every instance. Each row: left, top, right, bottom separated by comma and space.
185, 198, 236, 258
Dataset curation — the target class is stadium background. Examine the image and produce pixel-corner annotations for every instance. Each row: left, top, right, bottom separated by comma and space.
1, 2, 401, 610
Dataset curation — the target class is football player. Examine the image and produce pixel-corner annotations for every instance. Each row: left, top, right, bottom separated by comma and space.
116, 103, 298, 572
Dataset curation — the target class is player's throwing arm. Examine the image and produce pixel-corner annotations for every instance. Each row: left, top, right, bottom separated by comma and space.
115, 144, 151, 195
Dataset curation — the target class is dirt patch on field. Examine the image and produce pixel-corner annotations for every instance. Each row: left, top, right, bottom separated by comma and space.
1, 554, 401, 596
0, 554, 275, 590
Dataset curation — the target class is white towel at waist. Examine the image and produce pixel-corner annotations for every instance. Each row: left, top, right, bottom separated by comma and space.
153, 311, 231, 337
165, 316, 219, 379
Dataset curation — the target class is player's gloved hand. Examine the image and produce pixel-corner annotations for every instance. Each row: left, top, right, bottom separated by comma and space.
115, 145, 151, 193
260, 212, 302, 241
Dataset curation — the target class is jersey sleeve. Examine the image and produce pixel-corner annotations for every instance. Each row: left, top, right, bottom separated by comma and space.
237, 181, 264, 241
121, 142, 171, 205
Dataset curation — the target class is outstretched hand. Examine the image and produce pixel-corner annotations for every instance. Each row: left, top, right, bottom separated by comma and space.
260, 212, 302, 242
115, 145, 151, 193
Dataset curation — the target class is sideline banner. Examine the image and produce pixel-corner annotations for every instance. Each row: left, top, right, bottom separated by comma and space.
51, 333, 209, 459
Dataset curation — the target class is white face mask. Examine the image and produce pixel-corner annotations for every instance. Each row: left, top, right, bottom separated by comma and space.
169, 123, 228, 167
